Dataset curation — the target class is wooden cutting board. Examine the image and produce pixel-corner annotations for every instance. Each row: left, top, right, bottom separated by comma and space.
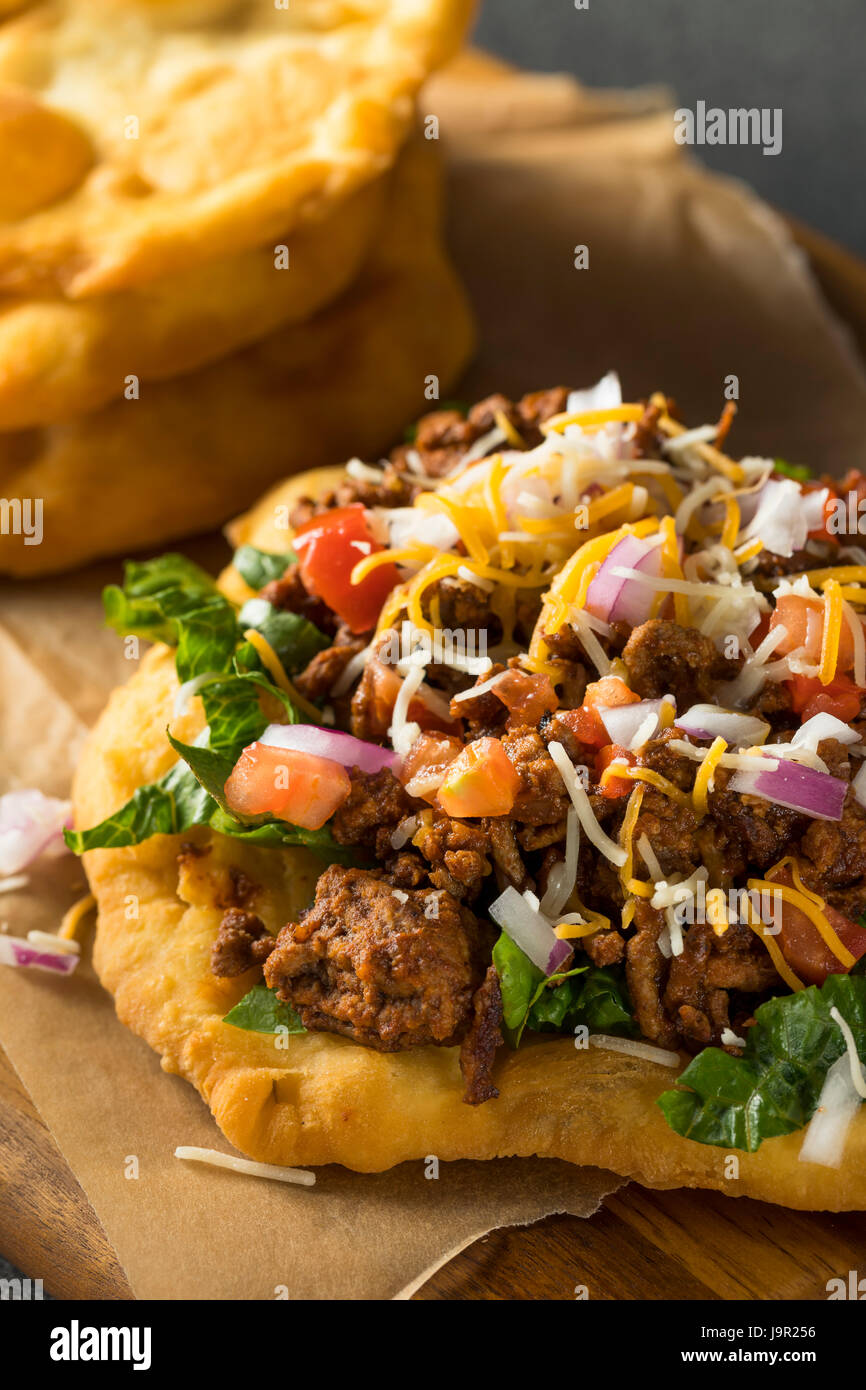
4, 1040, 866, 1300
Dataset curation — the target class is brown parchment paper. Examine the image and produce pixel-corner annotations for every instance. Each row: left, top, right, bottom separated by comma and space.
3, 55, 866, 1301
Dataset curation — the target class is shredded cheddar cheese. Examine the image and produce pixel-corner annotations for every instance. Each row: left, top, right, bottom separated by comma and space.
59, 892, 96, 941
819, 577, 843, 685
692, 736, 727, 816
242, 629, 322, 719
541, 403, 645, 434
741, 890, 805, 993
623, 766, 693, 810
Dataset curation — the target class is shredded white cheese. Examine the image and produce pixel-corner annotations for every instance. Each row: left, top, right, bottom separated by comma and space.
830, 1006, 866, 1099
174, 1147, 315, 1186
589, 1035, 681, 1067
548, 741, 627, 866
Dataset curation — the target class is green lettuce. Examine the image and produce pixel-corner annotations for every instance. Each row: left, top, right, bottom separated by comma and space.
658, 974, 866, 1151
492, 931, 633, 1045
234, 602, 329, 682
104, 554, 240, 682
223, 983, 305, 1035
232, 545, 294, 590
773, 457, 812, 481
64, 756, 215, 853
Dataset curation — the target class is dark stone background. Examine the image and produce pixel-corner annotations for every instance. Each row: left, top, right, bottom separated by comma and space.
473, 0, 865, 254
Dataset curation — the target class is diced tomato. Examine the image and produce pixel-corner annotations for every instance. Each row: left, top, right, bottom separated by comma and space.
224, 742, 350, 830
557, 676, 640, 749
770, 593, 863, 673
399, 732, 463, 803
492, 669, 559, 725
787, 672, 863, 723
359, 658, 460, 742
293, 504, 402, 634
438, 736, 521, 818
770, 866, 866, 985
596, 744, 636, 799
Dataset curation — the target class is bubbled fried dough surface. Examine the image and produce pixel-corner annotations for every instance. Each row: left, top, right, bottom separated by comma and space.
0, 0, 474, 295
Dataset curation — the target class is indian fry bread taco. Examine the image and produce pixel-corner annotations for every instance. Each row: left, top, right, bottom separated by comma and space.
64, 374, 866, 1208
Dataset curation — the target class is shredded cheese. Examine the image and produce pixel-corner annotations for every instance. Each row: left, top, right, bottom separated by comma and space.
692, 736, 727, 816
829, 1007, 866, 1099
548, 741, 627, 866
740, 886, 804, 992
242, 629, 322, 720
819, 578, 843, 685
623, 766, 693, 810
175, 1147, 315, 1186
542, 403, 645, 433
59, 892, 96, 941
758, 874, 856, 969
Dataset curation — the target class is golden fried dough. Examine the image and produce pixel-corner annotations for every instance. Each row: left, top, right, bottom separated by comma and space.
0, 0, 474, 296
71, 475, 866, 1208
0, 140, 475, 575
0, 173, 386, 428
0, 85, 93, 221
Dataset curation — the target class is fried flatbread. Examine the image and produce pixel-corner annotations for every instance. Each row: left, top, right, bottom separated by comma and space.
0, 171, 386, 428
0, 0, 473, 295
0, 139, 475, 575
72, 470, 866, 1210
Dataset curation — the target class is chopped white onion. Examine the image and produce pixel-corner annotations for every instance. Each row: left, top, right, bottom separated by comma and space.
565, 371, 622, 415
720, 1027, 747, 1048
676, 704, 769, 747
791, 713, 860, 752
488, 885, 572, 975
598, 699, 663, 750
799, 1056, 862, 1168
0, 790, 72, 876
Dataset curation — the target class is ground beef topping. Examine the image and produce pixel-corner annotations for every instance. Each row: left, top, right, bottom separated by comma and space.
211, 910, 275, 977
263, 865, 500, 1100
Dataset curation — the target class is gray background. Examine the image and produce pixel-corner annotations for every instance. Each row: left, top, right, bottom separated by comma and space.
1, 0, 862, 1302
473, 0, 865, 255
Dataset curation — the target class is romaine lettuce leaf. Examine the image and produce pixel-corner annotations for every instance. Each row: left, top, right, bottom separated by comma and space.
64, 757, 216, 852
658, 974, 866, 1151
232, 545, 294, 590
104, 553, 240, 681
234, 602, 329, 681
492, 931, 630, 1045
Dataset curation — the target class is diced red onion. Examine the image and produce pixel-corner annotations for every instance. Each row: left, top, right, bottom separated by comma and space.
598, 699, 665, 749
0, 935, 78, 976
676, 704, 769, 746
259, 723, 398, 773
489, 885, 573, 975
729, 760, 847, 821
585, 535, 662, 627
0, 790, 72, 876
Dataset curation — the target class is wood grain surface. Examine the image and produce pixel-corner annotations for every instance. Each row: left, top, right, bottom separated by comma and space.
2, 1041, 865, 1301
